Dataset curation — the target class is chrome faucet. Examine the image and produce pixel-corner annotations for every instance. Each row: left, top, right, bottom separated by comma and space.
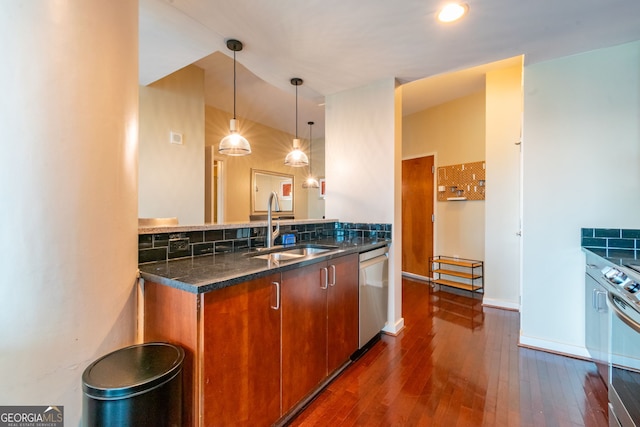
266, 191, 280, 248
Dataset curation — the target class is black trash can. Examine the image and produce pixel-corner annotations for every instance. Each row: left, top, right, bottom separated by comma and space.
82, 342, 184, 427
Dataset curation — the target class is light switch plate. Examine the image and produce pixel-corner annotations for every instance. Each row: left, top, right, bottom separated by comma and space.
170, 131, 183, 145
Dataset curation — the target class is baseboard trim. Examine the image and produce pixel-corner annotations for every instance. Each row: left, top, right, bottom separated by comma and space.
401, 271, 430, 282
519, 335, 590, 359
482, 297, 520, 311
382, 317, 405, 336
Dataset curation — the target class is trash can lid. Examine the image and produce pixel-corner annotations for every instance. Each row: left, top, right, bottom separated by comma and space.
82, 342, 185, 399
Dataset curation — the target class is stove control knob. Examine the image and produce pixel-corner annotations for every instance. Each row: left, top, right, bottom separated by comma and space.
625, 282, 640, 293
604, 267, 629, 285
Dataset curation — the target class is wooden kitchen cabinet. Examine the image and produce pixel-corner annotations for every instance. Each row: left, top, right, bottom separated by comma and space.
144, 273, 281, 427
281, 253, 359, 413
327, 253, 359, 373
144, 253, 359, 426
281, 261, 328, 412
144, 280, 199, 427
201, 274, 281, 426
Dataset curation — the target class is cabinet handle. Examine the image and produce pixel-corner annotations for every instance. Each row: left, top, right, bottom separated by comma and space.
321, 267, 328, 290
329, 264, 336, 287
271, 281, 280, 310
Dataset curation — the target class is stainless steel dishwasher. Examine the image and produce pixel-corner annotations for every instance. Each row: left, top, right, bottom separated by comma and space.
358, 246, 389, 349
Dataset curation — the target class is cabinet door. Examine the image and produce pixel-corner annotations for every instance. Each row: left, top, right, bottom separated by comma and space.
281, 262, 328, 413
202, 274, 281, 426
327, 254, 359, 373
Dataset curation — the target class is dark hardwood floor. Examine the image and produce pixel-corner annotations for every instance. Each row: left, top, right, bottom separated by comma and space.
289, 278, 608, 427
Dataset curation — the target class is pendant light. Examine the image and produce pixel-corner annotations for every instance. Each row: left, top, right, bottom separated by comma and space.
302, 121, 319, 188
284, 78, 309, 167
219, 39, 251, 156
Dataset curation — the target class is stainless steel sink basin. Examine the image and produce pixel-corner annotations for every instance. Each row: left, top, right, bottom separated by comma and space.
248, 244, 338, 261
252, 252, 305, 261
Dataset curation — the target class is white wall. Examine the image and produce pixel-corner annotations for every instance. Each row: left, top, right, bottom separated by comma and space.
325, 78, 404, 334
325, 79, 398, 224
521, 41, 640, 356
484, 63, 523, 310
0, 2, 139, 425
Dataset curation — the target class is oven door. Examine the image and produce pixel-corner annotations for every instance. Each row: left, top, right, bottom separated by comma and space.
608, 292, 640, 427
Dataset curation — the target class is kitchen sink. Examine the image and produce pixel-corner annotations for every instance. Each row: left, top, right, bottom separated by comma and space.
248, 244, 338, 261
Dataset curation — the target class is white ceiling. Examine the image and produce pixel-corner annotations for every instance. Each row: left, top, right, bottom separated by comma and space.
140, 0, 640, 138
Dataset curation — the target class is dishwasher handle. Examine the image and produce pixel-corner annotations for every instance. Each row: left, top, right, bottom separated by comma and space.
359, 254, 388, 270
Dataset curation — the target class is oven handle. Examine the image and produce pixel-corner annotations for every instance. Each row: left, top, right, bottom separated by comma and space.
607, 292, 640, 334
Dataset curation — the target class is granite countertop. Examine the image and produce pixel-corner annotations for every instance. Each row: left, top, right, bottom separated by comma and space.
139, 237, 391, 294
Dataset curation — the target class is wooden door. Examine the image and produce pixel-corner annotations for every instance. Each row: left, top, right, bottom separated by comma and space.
402, 156, 434, 277
327, 254, 359, 374
202, 274, 282, 426
281, 262, 328, 413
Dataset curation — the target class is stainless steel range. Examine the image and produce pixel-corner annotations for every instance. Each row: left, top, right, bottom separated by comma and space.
585, 252, 640, 427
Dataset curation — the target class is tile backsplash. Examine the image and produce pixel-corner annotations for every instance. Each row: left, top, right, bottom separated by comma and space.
139, 221, 392, 264
581, 228, 640, 259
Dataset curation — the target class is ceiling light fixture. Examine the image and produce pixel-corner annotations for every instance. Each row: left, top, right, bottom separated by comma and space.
219, 39, 251, 156
284, 78, 309, 167
302, 121, 319, 189
437, 3, 468, 23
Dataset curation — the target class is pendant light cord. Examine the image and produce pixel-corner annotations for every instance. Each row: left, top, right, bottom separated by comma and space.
295, 83, 298, 139
233, 49, 237, 120
308, 122, 313, 172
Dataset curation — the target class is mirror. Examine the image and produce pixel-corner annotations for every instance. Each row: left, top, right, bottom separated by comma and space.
139, 65, 326, 225
251, 169, 294, 215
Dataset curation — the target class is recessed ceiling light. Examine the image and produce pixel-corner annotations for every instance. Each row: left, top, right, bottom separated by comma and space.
437, 3, 468, 23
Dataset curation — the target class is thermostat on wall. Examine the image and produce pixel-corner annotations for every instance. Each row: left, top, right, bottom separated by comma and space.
170, 131, 183, 145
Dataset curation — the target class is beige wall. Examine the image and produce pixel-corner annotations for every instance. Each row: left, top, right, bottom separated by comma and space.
0, 2, 139, 425
307, 138, 326, 219
139, 65, 205, 225
140, 67, 325, 224
205, 106, 324, 222
484, 63, 523, 309
403, 91, 486, 262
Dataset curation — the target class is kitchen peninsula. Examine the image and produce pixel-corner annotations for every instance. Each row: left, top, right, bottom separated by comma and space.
138, 219, 391, 426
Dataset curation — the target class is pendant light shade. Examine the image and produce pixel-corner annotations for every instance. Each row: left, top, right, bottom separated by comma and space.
302, 121, 319, 188
219, 119, 251, 156
303, 177, 320, 188
285, 78, 309, 167
219, 39, 251, 156
285, 138, 309, 167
